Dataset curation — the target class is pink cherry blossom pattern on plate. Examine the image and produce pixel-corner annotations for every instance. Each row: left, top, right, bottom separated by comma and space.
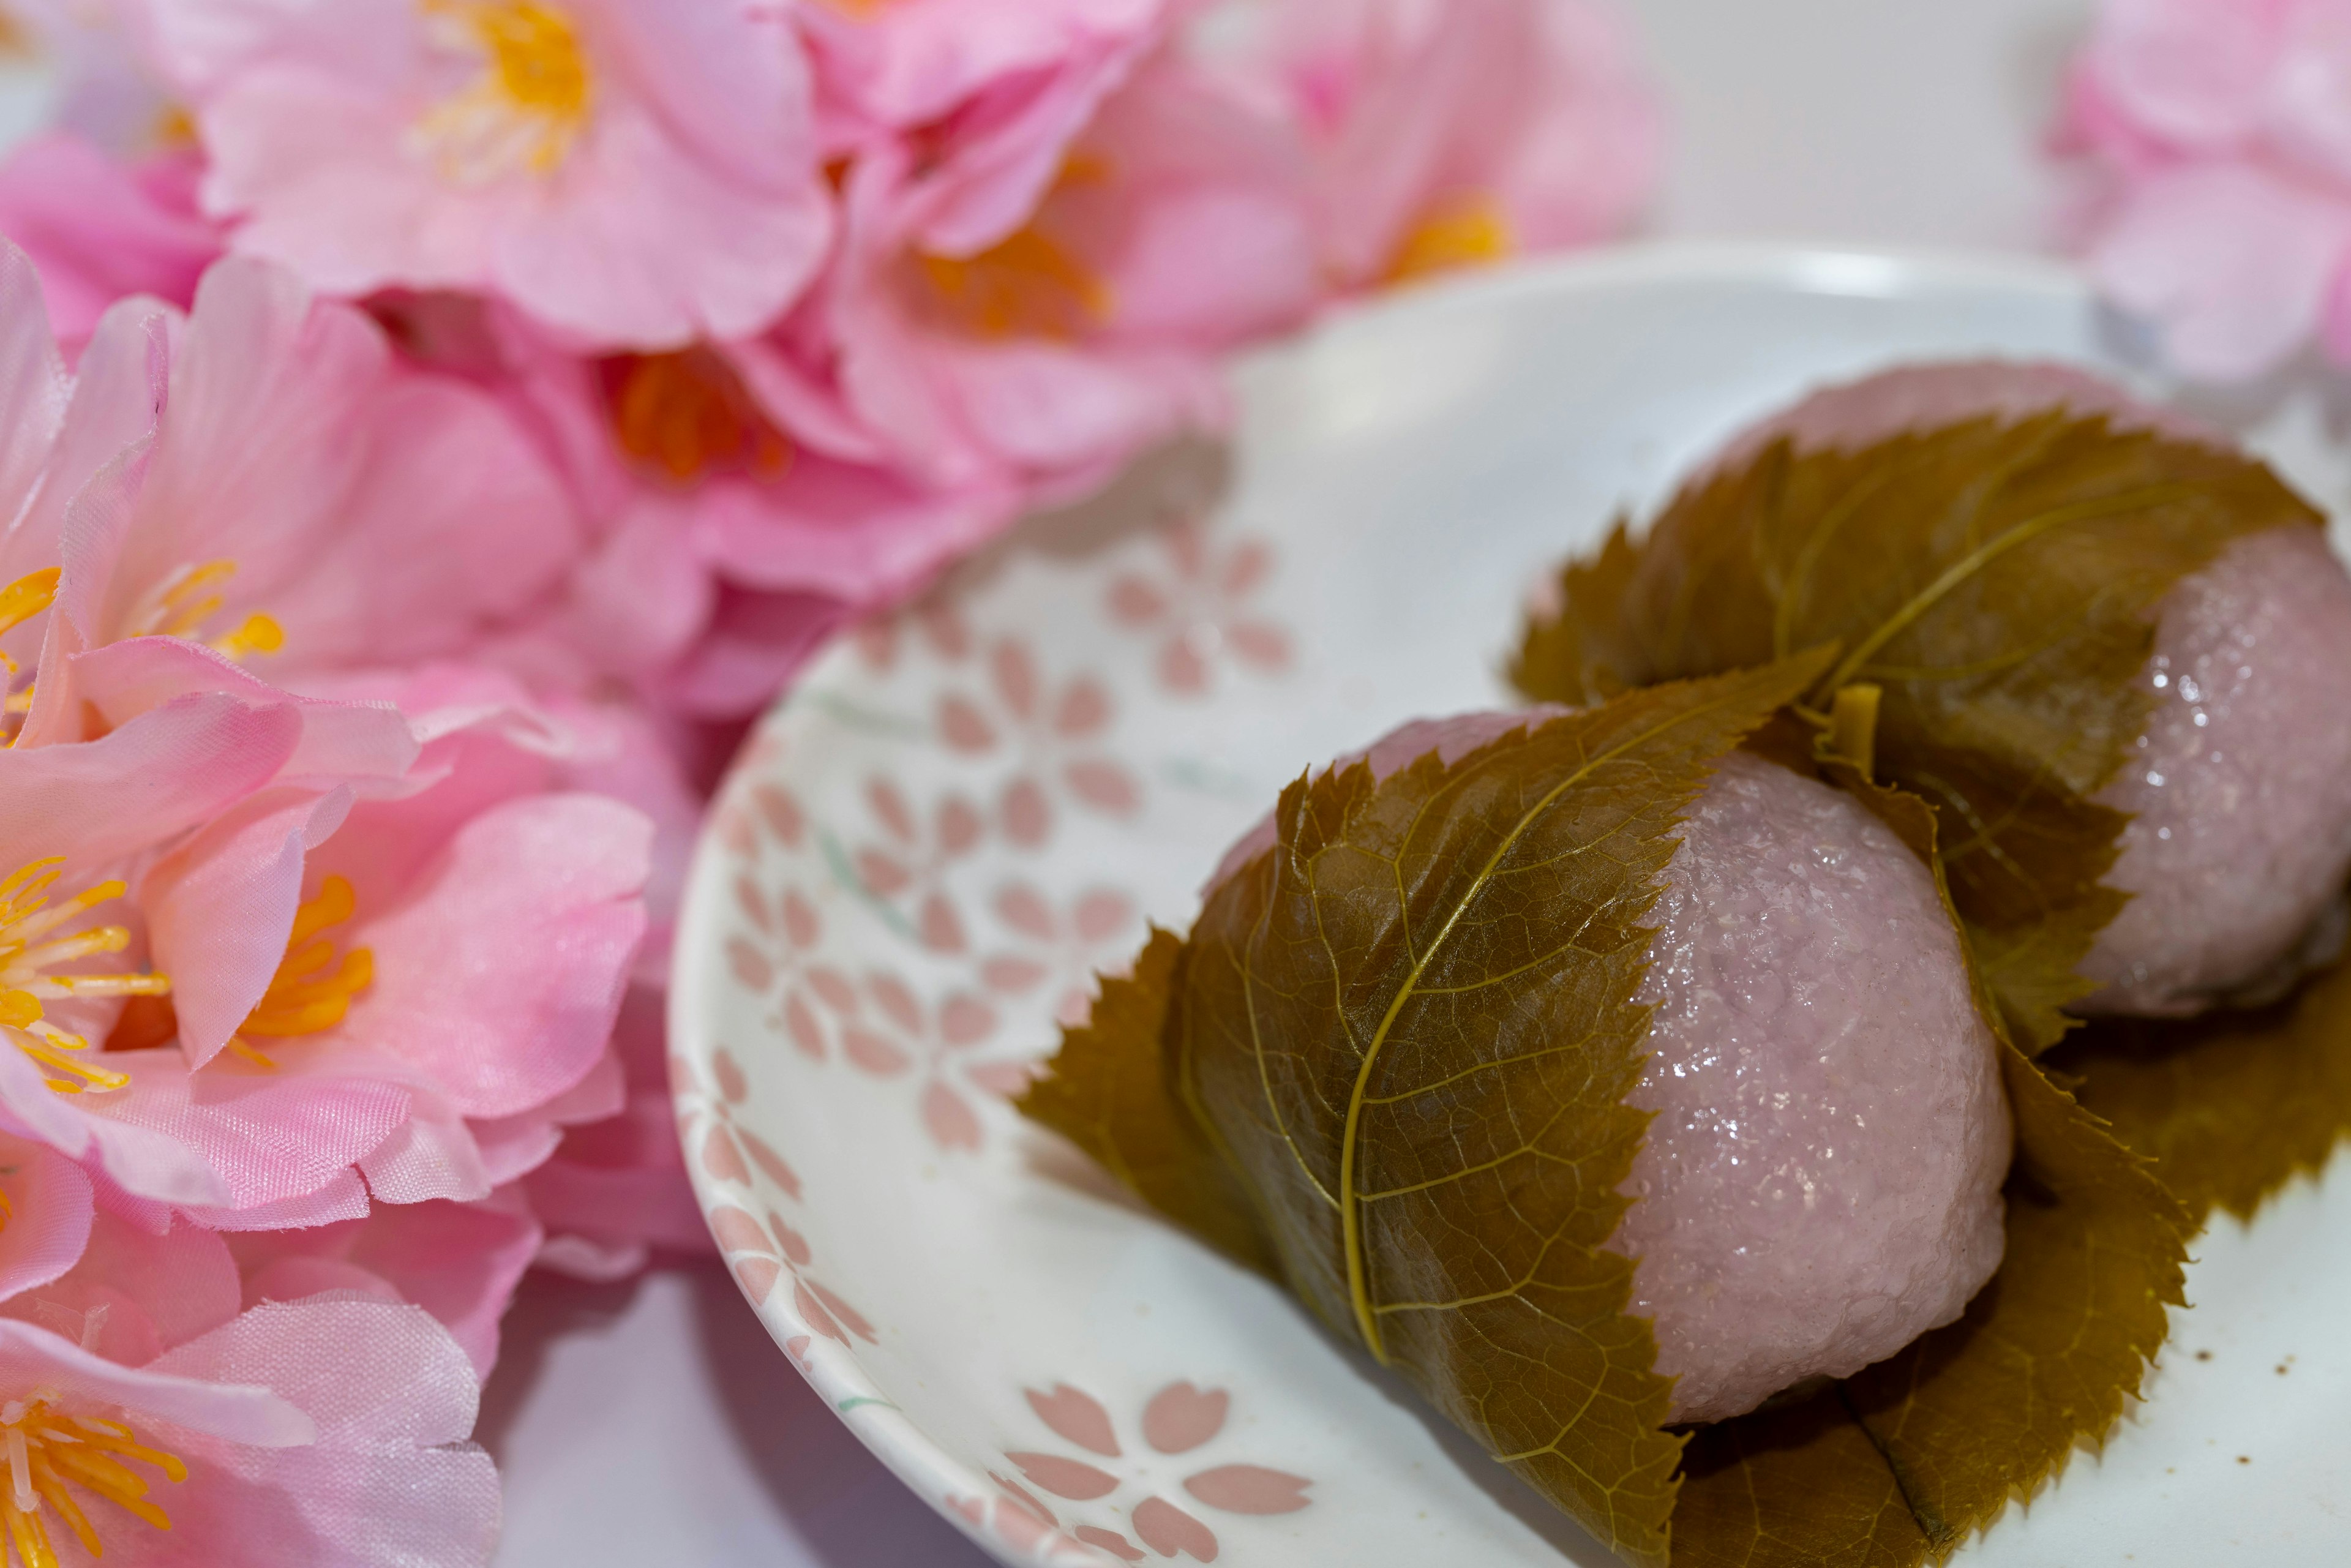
981, 881, 1139, 1032
937, 636, 1142, 847
1105, 519, 1292, 697
999, 1378, 1314, 1563
849, 775, 985, 953
672, 1046, 803, 1201
683, 1049, 877, 1349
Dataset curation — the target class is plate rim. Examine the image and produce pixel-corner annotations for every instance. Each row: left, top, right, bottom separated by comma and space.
667, 238, 2103, 1566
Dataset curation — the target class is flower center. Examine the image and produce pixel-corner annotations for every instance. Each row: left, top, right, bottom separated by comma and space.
914, 231, 1110, 342
0, 1394, 186, 1563
909, 155, 1113, 342
0, 860, 167, 1095
601, 348, 792, 484
222, 876, 373, 1071
415, 1, 593, 183
1382, 194, 1514, 285
121, 561, 283, 662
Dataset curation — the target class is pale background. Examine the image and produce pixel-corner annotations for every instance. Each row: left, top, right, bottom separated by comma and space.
477, 2, 2098, 1563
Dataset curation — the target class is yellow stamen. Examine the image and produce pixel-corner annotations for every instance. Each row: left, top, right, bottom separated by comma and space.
604, 348, 793, 485
0, 572, 57, 643
1384, 194, 1515, 285
0, 860, 163, 1095
0, 571, 58, 731
219, 876, 373, 1068
118, 561, 282, 664
210, 614, 283, 661
416, 1, 594, 182
0, 1399, 183, 1559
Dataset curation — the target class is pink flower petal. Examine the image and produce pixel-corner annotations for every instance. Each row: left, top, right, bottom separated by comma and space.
920, 892, 969, 953
706, 1205, 774, 1258
702, 1126, 751, 1186
753, 784, 806, 847
1005, 1450, 1121, 1502
940, 694, 997, 752
1074, 889, 1134, 942
734, 1256, 783, 1304
794, 1278, 844, 1343
842, 1027, 913, 1077
806, 1280, 876, 1344
1002, 776, 1052, 847
740, 1131, 801, 1198
781, 890, 822, 950
1133, 1496, 1219, 1561
1065, 759, 1141, 814
713, 1050, 749, 1105
1184, 1464, 1313, 1515
939, 993, 997, 1046
1142, 1382, 1229, 1454
1076, 1525, 1147, 1562
923, 1081, 984, 1152
1026, 1382, 1121, 1457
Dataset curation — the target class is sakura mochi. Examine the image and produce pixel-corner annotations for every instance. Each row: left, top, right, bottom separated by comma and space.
1736, 362, 2351, 1015
1205, 711, 2012, 1424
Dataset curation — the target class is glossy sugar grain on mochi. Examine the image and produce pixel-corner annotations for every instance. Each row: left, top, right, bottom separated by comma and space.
1617, 751, 2011, 1423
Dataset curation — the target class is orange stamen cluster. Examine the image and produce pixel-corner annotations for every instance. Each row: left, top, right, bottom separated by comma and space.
1383, 194, 1515, 285
917, 229, 1111, 340
910, 155, 1115, 341
416, 1, 594, 181
224, 876, 373, 1071
0, 1395, 186, 1567
603, 348, 793, 484
0, 860, 167, 1095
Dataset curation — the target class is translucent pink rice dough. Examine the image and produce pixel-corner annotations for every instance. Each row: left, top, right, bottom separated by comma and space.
1730, 361, 2351, 1015
1213, 715, 2012, 1424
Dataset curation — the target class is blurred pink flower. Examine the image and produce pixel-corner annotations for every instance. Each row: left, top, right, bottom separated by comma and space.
0, 136, 220, 351
0, 1214, 498, 1566
228, 1190, 541, 1378
140, 0, 833, 348
812, 49, 1319, 495
1217, 0, 1662, 288
802, 0, 1171, 254
24, 256, 581, 715
2058, 0, 2351, 378
460, 310, 1019, 719
523, 982, 709, 1280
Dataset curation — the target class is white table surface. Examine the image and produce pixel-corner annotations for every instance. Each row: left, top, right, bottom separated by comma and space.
477, 2, 2098, 1561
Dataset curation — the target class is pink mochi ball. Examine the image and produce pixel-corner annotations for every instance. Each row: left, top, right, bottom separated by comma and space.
1727, 361, 2351, 1015
1213, 713, 2012, 1424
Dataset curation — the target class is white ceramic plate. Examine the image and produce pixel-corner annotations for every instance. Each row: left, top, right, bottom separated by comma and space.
670, 244, 2351, 1567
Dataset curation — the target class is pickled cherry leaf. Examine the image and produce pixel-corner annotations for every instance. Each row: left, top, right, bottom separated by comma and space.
1025, 652, 1832, 1567
1678, 770, 2190, 1566
2055, 951, 2351, 1225
1016, 928, 1276, 1274
1513, 414, 2319, 1052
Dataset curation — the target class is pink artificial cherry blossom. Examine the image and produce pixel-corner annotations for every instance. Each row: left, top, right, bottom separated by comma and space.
0, 1211, 499, 1567
0, 135, 220, 352
227, 1190, 541, 1378
793, 47, 1321, 497
800, 0, 1172, 255
2057, 0, 2351, 378
140, 0, 834, 348
21, 255, 581, 719
1217, 0, 1663, 288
